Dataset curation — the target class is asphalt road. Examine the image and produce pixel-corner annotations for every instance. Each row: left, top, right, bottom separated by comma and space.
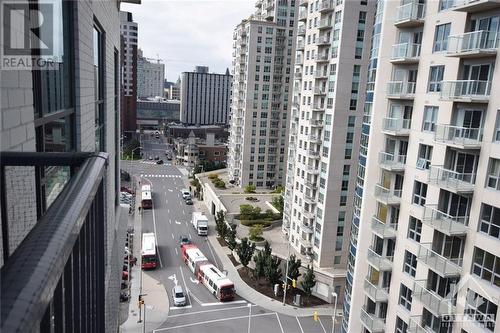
122, 135, 339, 333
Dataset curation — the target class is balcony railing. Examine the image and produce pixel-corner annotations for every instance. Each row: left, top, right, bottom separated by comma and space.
408, 316, 433, 333
305, 179, 318, 189
296, 40, 305, 50
418, 243, 462, 277
307, 165, 320, 174
309, 119, 324, 127
314, 86, 327, 94
294, 71, 302, 80
301, 223, 314, 233
1, 152, 109, 332
315, 70, 328, 79
451, 0, 500, 13
395, 1, 425, 27
391, 43, 421, 62
299, 10, 308, 21
315, 54, 329, 62
413, 279, 456, 315
316, 36, 331, 46
382, 117, 411, 135
367, 247, 393, 271
428, 165, 476, 193
360, 306, 386, 333
299, 0, 308, 6
308, 135, 322, 144
364, 278, 389, 302
423, 204, 469, 236
378, 152, 406, 171
440, 80, 491, 101
374, 183, 402, 205
298, 26, 306, 35
308, 150, 320, 158
434, 124, 483, 148
447, 30, 499, 57
387, 81, 416, 98
319, 19, 332, 29
319, 0, 335, 12
371, 216, 398, 238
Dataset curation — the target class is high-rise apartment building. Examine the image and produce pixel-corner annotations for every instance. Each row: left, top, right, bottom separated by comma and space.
282, 0, 375, 310
121, 11, 138, 134
349, 1, 500, 332
227, 0, 298, 188
137, 49, 165, 98
0, 0, 136, 331
180, 67, 232, 125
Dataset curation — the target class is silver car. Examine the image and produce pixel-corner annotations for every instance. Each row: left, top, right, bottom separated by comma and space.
172, 285, 186, 306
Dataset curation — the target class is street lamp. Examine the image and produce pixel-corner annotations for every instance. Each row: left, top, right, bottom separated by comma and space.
331, 291, 338, 333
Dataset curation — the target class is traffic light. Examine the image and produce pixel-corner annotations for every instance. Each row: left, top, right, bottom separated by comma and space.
292, 279, 297, 288
313, 311, 318, 322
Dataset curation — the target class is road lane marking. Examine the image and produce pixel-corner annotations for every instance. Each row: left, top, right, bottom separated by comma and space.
167, 304, 252, 318
188, 233, 192, 239
206, 239, 220, 269
187, 288, 203, 306
182, 209, 185, 215
200, 300, 247, 306
169, 305, 192, 310
171, 233, 174, 239
166, 198, 168, 205
178, 266, 193, 306
318, 318, 327, 333
189, 277, 199, 284
296, 317, 305, 333
175, 221, 181, 225
151, 189, 163, 268
276, 313, 285, 333
169, 219, 171, 225
167, 209, 170, 213
153, 312, 275, 332
175, 248, 178, 255
247, 303, 252, 333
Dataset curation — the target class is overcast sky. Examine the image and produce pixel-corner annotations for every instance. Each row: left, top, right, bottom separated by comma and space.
121, 0, 255, 82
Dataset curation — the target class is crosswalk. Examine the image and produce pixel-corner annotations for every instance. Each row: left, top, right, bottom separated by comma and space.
140, 174, 182, 178
139, 161, 171, 165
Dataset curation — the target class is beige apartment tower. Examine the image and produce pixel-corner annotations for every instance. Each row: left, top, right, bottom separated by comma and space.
348, 0, 500, 332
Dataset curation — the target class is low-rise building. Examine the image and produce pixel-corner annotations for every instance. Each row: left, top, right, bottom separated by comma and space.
173, 132, 227, 167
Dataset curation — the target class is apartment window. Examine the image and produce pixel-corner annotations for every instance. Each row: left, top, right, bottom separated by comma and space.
343, 165, 350, 176
339, 195, 347, 206
412, 181, 427, 206
422, 106, 439, 132
395, 317, 408, 333
348, 116, 356, 127
417, 144, 433, 170
428, 66, 444, 92
403, 251, 417, 277
494, 111, 500, 142
407, 216, 422, 242
399, 284, 413, 311
94, 24, 105, 152
480, 204, 500, 239
433, 23, 451, 52
439, 0, 454, 10
472, 247, 500, 286
358, 11, 366, 24
487, 158, 500, 190
344, 148, 352, 159
464, 289, 497, 332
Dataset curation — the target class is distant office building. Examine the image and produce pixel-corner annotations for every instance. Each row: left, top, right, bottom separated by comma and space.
166, 124, 229, 142
164, 79, 180, 100
0, 0, 136, 331
137, 49, 165, 98
136, 98, 180, 129
120, 11, 138, 134
180, 67, 231, 125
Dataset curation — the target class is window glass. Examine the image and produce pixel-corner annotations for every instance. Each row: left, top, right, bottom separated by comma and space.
428, 66, 444, 92
434, 23, 451, 52
480, 204, 500, 239
94, 25, 105, 151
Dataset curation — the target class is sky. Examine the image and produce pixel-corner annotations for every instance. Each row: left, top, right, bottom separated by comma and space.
121, 0, 255, 82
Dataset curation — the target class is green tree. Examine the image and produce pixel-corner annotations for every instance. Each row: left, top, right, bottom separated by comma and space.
253, 249, 267, 281
215, 210, 228, 239
300, 265, 316, 303
249, 224, 263, 242
244, 184, 256, 194
264, 255, 282, 285
239, 205, 261, 220
287, 254, 302, 283
271, 196, 284, 213
262, 241, 272, 258
236, 237, 255, 269
225, 228, 237, 253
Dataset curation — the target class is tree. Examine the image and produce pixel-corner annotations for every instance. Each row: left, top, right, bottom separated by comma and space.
264, 255, 282, 285
271, 196, 284, 213
239, 205, 261, 220
249, 224, 263, 242
287, 254, 302, 283
215, 210, 228, 239
300, 265, 316, 303
225, 228, 237, 253
236, 237, 255, 269
253, 250, 267, 281
244, 184, 256, 194
262, 241, 272, 258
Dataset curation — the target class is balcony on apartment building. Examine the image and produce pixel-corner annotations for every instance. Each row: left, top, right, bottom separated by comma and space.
374, 183, 402, 205
367, 246, 394, 271
394, 0, 426, 28
316, 35, 331, 46
265, 0, 274, 10
428, 165, 476, 194
390, 43, 421, 64
255, 0, 262, 7
306, 164, 320, 175
308, 134, 322, 144
413, 279, 457, 316
296, 40, 305, 51
360, 306, 386, 333
305, 178, 318, 189
319, 0, 335, 12
265, 10, 274, 20
447, 30, 499, 58
408, 316, 434, 333
303, 192, 316, 205
309, 118, 324, 127
299, 0, 308, 6
418, 243, 463, 277
440, 79, 491, 102
299, 236, 312, 248
364, 278, 389, 302
319, 19, 333, 30
295, 55, 304, 65
387, 80, 416, 99
314, 53, 330, 62
314, 70, 328, 79
313, 87, 327, 96
451, 0, 500, 13
312, 103, 325, 111
371, 215, 398, 238
434, 124, 483, 149
301, 222, 314, 233
299, 9, 308, 21
298, 26, 306, 36
378, 152, 407, 171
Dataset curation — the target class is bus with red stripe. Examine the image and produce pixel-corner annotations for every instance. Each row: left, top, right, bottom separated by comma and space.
181, 244, 235, 301
141, 233, 157, 269
141, 185, 152, 209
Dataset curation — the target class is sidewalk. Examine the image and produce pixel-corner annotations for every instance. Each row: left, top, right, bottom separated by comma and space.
190, 196, 334, 317
120, 177, 170, 333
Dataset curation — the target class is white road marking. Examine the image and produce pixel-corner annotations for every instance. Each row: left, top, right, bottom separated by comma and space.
153, 313, 275, 332
169, 305, 192, 310
188, 233, 192, 239
247, 303, 252, 333
188, 288, 204, 306
175, 221, 181, 225
171, 233, 175, 239
189, 277, 199, 284
168, 189, 173, 192
178, 266, 193, 306
206, 240, 220, 269
318, 317, 327, 333
167, 304, 252, 318
167, 209, 170, 213
167, 274, 178, 286
165, 198, 168, 205
276, 313, 285, 333
175, 248, 178, 255
200, 300, 248, 306
182, 210, 185, 215
296, 317, 305, 333
151, 190, 163, 268
169, 219, 171, 225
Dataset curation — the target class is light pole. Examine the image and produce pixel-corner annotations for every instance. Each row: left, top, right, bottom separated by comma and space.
331, 292, 338, 333
282, 232, 291, 306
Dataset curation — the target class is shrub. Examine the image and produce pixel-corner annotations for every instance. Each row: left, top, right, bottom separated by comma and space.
271, 185, 284, 194
208, 174, 218, 180
240, 220, 272, 227
213, 179, 226, 189
249, 224, 263, 242
244, 184, 256, 194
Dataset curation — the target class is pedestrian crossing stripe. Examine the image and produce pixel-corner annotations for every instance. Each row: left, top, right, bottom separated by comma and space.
140, 174, 182, 178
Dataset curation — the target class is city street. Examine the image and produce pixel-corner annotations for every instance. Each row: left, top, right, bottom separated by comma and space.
121, 135, 338, 333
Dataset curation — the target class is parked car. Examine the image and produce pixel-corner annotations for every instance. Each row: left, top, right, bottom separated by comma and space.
181, 189, 191, 199
148, 155, 153, 160
172, 285, 187, 306
154, 155, 159, 160
185, 198, 193, 205
179, 235, 191, 247
166, 155, 172, 161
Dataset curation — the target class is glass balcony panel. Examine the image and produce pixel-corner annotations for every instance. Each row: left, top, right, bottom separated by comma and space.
434, 124, 483, 148
374, 183, 402, 205
371, 215, 398, 238
440, 80, 491, 101
360, 306, 386, 333
418, 243, 462, 277
382, 118, 411, 135
367, 247, 393, 271
378, 152, 406, 171
447, 30, 499, 57
423, 204, 469, 236
395, 2, 426, 27
364, 278, 389, 302
391, 43, 421, 62
387, 81, 416, 98
413, 279, 456, 315
428, 165, 475, 193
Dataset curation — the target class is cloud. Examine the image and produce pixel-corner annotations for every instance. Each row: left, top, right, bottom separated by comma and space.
121, 0, 255, 81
